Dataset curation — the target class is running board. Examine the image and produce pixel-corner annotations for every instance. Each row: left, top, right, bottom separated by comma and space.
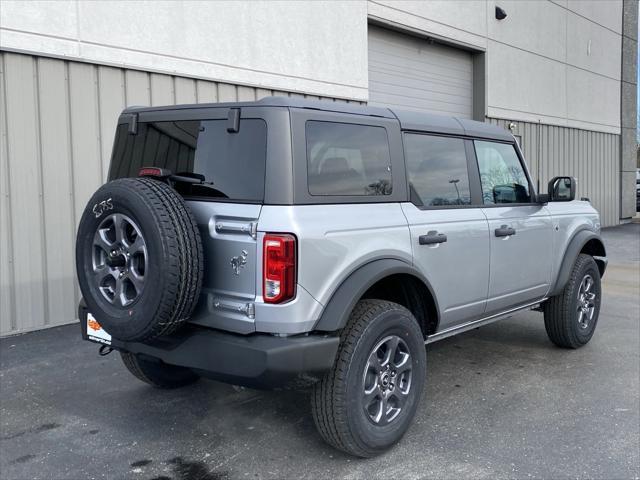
425, 299, 545, 344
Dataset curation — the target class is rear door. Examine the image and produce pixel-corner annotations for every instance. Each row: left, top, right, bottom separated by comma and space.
473, 140, 553, 313
108, 109, 268, 333
401, 133, 490, 331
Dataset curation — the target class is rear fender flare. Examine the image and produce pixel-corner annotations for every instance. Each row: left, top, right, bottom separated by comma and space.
312, 258, 439, 332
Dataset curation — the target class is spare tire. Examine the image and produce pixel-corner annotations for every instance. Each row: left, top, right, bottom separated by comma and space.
75, 177, 203, 342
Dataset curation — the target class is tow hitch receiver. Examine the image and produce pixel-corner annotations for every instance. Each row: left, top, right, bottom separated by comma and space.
98, 345, 114, 356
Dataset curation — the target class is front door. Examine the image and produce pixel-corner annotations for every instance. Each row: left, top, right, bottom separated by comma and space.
402, 134, 490, 331
473, 140, 553, 314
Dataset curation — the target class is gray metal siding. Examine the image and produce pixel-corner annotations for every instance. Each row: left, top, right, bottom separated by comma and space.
0, 51, 351, 337
368, 25, 473, 118
487, 118, 621, 228
0, 50, 622, 336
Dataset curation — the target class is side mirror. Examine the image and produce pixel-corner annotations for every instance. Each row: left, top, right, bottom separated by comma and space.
493, 184, 530, 203
493, 185, 516, 203
548, 176, 576, 202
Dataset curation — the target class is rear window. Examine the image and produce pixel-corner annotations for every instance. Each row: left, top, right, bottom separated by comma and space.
109, 119, 267, 202
306, 121, 392, 196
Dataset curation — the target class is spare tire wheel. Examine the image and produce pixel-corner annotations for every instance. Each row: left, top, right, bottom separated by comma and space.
75, 177, 203, 342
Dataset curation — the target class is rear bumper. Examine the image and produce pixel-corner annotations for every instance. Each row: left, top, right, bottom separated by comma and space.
78, 302, 339, 389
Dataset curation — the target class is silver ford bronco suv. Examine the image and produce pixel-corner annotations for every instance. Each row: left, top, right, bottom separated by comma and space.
76, 97, 607, 457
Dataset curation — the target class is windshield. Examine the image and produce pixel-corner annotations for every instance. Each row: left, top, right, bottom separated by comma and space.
108, 118, 267, 202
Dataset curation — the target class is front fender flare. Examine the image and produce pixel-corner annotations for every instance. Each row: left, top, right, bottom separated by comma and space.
312, 258, 439, 332
549, 230, 607, 297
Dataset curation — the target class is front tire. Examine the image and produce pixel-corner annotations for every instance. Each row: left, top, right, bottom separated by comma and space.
544, 254, 602, 349
121, 352, 199, 389
311, 300, 426, 457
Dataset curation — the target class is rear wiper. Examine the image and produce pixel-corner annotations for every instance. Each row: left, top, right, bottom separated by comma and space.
171, 171, 214, 185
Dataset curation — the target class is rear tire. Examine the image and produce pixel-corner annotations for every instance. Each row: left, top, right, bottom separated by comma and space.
311, 299, 426, 457
544, 254, 602, 349
121, 352, 199, 389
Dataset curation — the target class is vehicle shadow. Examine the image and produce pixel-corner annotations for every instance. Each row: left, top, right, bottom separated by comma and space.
79, 314, 557, 464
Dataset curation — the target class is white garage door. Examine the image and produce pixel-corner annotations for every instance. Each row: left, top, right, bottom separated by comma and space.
368, 25, 473, 118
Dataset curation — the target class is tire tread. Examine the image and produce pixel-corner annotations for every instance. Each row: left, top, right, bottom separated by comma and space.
311, 299, 420, 457
120, 352, 198, 389
76, 177, 203, 342
544, 253, 600, 349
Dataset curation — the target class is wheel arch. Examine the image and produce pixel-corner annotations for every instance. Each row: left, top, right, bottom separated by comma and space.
312, 258, 440, 338
550, 230, 607, 297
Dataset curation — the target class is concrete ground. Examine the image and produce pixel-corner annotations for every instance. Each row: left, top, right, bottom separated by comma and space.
1, 224, 638, 480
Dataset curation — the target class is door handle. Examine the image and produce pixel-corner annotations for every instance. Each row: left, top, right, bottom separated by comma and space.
419, 231, 447, 245
495, 225, 516, 237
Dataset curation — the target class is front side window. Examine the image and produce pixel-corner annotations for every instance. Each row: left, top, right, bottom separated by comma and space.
474, 141, 531, 204
404, 134, 471, 207
306, 121, 392, 196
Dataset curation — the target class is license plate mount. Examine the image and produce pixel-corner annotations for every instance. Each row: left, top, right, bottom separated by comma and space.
86, 312, 112, 345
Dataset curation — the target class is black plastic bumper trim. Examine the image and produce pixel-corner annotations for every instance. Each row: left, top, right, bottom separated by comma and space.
78, 302, 339, 389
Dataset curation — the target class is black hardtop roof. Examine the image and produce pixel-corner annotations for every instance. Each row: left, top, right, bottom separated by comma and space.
123, 96, 513, 141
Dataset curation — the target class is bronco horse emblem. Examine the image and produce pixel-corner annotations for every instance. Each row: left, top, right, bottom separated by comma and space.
230, 250, 248, 275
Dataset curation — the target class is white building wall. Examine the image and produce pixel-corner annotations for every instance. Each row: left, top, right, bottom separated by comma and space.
369, 0, 622, 134
0, 0, 369, 100
1, 0, 623, 133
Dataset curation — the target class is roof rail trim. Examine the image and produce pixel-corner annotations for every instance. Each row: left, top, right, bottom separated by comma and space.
120, 96, 513, 140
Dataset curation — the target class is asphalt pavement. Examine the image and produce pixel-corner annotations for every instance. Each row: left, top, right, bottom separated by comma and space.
1, 224, 638, 480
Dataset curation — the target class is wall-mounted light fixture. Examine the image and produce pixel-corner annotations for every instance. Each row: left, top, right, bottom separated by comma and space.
495, 6, 507, 20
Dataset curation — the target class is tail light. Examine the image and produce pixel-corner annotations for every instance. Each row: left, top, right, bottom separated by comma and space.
263, 234, 296, 303
139, 167, 171, 178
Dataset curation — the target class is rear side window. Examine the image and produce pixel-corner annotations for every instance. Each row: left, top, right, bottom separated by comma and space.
404, 134, 471, 207
474, 141, 531, 204
306, 121, 392, 196
109, 119, 267, 202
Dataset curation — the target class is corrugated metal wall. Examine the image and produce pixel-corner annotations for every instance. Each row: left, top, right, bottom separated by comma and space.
0, 51, 351, 337
487, 118, 620, 228
0, 51, 623, 336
